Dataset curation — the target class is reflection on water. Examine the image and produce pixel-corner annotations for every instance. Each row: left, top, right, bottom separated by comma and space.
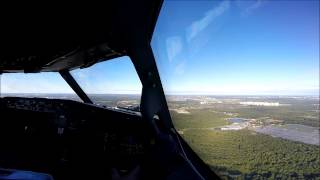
255, 124, 320, 146
220, 118, 249, 130
227, 118, 247, 123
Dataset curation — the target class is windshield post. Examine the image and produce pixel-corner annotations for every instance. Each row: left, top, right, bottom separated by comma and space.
129, 43, 173, 132
0, 73, 2, 97
59, 70, 93, 104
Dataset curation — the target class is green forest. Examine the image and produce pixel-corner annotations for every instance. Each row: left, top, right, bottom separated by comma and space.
170, 101, 320, 179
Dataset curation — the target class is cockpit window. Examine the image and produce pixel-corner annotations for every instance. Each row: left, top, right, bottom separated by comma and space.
152, 0, 319, 179
0, 72, 81, 101
70, 56, 142, 110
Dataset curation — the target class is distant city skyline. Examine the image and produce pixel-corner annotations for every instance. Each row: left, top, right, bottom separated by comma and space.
0, 0, 319, 96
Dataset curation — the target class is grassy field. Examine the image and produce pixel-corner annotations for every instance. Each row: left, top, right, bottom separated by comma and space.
170, 109, 229, 129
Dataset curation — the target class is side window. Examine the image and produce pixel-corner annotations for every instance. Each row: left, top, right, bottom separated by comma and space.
0, 72, 81, 101
152, 0, 319, 179
70, 56, 142, 110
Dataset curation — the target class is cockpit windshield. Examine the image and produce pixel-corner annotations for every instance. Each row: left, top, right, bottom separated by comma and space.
152, 0, 319, 179
0, 56, 142, 112
0, 72, 81, 101
70, 56, 142, 110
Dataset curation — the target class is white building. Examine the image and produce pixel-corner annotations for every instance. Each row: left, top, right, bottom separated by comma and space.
240, 101, 280, 107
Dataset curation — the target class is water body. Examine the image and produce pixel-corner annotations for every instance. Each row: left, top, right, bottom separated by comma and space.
255, 124, 320, 146
227, 118, 247, 123
220, 118, 249, 130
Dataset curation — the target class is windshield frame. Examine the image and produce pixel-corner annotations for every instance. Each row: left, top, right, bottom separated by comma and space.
68, 56, 143, 111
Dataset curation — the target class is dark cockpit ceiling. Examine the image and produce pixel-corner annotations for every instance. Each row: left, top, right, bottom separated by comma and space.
0, 0, 162, 73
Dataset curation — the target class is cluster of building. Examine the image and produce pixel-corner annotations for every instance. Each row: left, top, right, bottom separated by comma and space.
240, 101, 280, 107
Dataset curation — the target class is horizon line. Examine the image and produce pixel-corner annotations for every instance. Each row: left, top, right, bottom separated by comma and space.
0, 92, 319, 97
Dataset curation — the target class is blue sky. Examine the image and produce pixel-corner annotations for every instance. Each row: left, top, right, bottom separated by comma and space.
152, 0, 319, 95
0, 0, 319, 96
70, 57, 142, 94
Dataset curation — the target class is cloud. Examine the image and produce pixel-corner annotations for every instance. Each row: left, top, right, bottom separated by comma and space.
186, 0, 230, 42
242, 0, 266, 17
166, 36, 183, 62
174, 61, 186, 75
